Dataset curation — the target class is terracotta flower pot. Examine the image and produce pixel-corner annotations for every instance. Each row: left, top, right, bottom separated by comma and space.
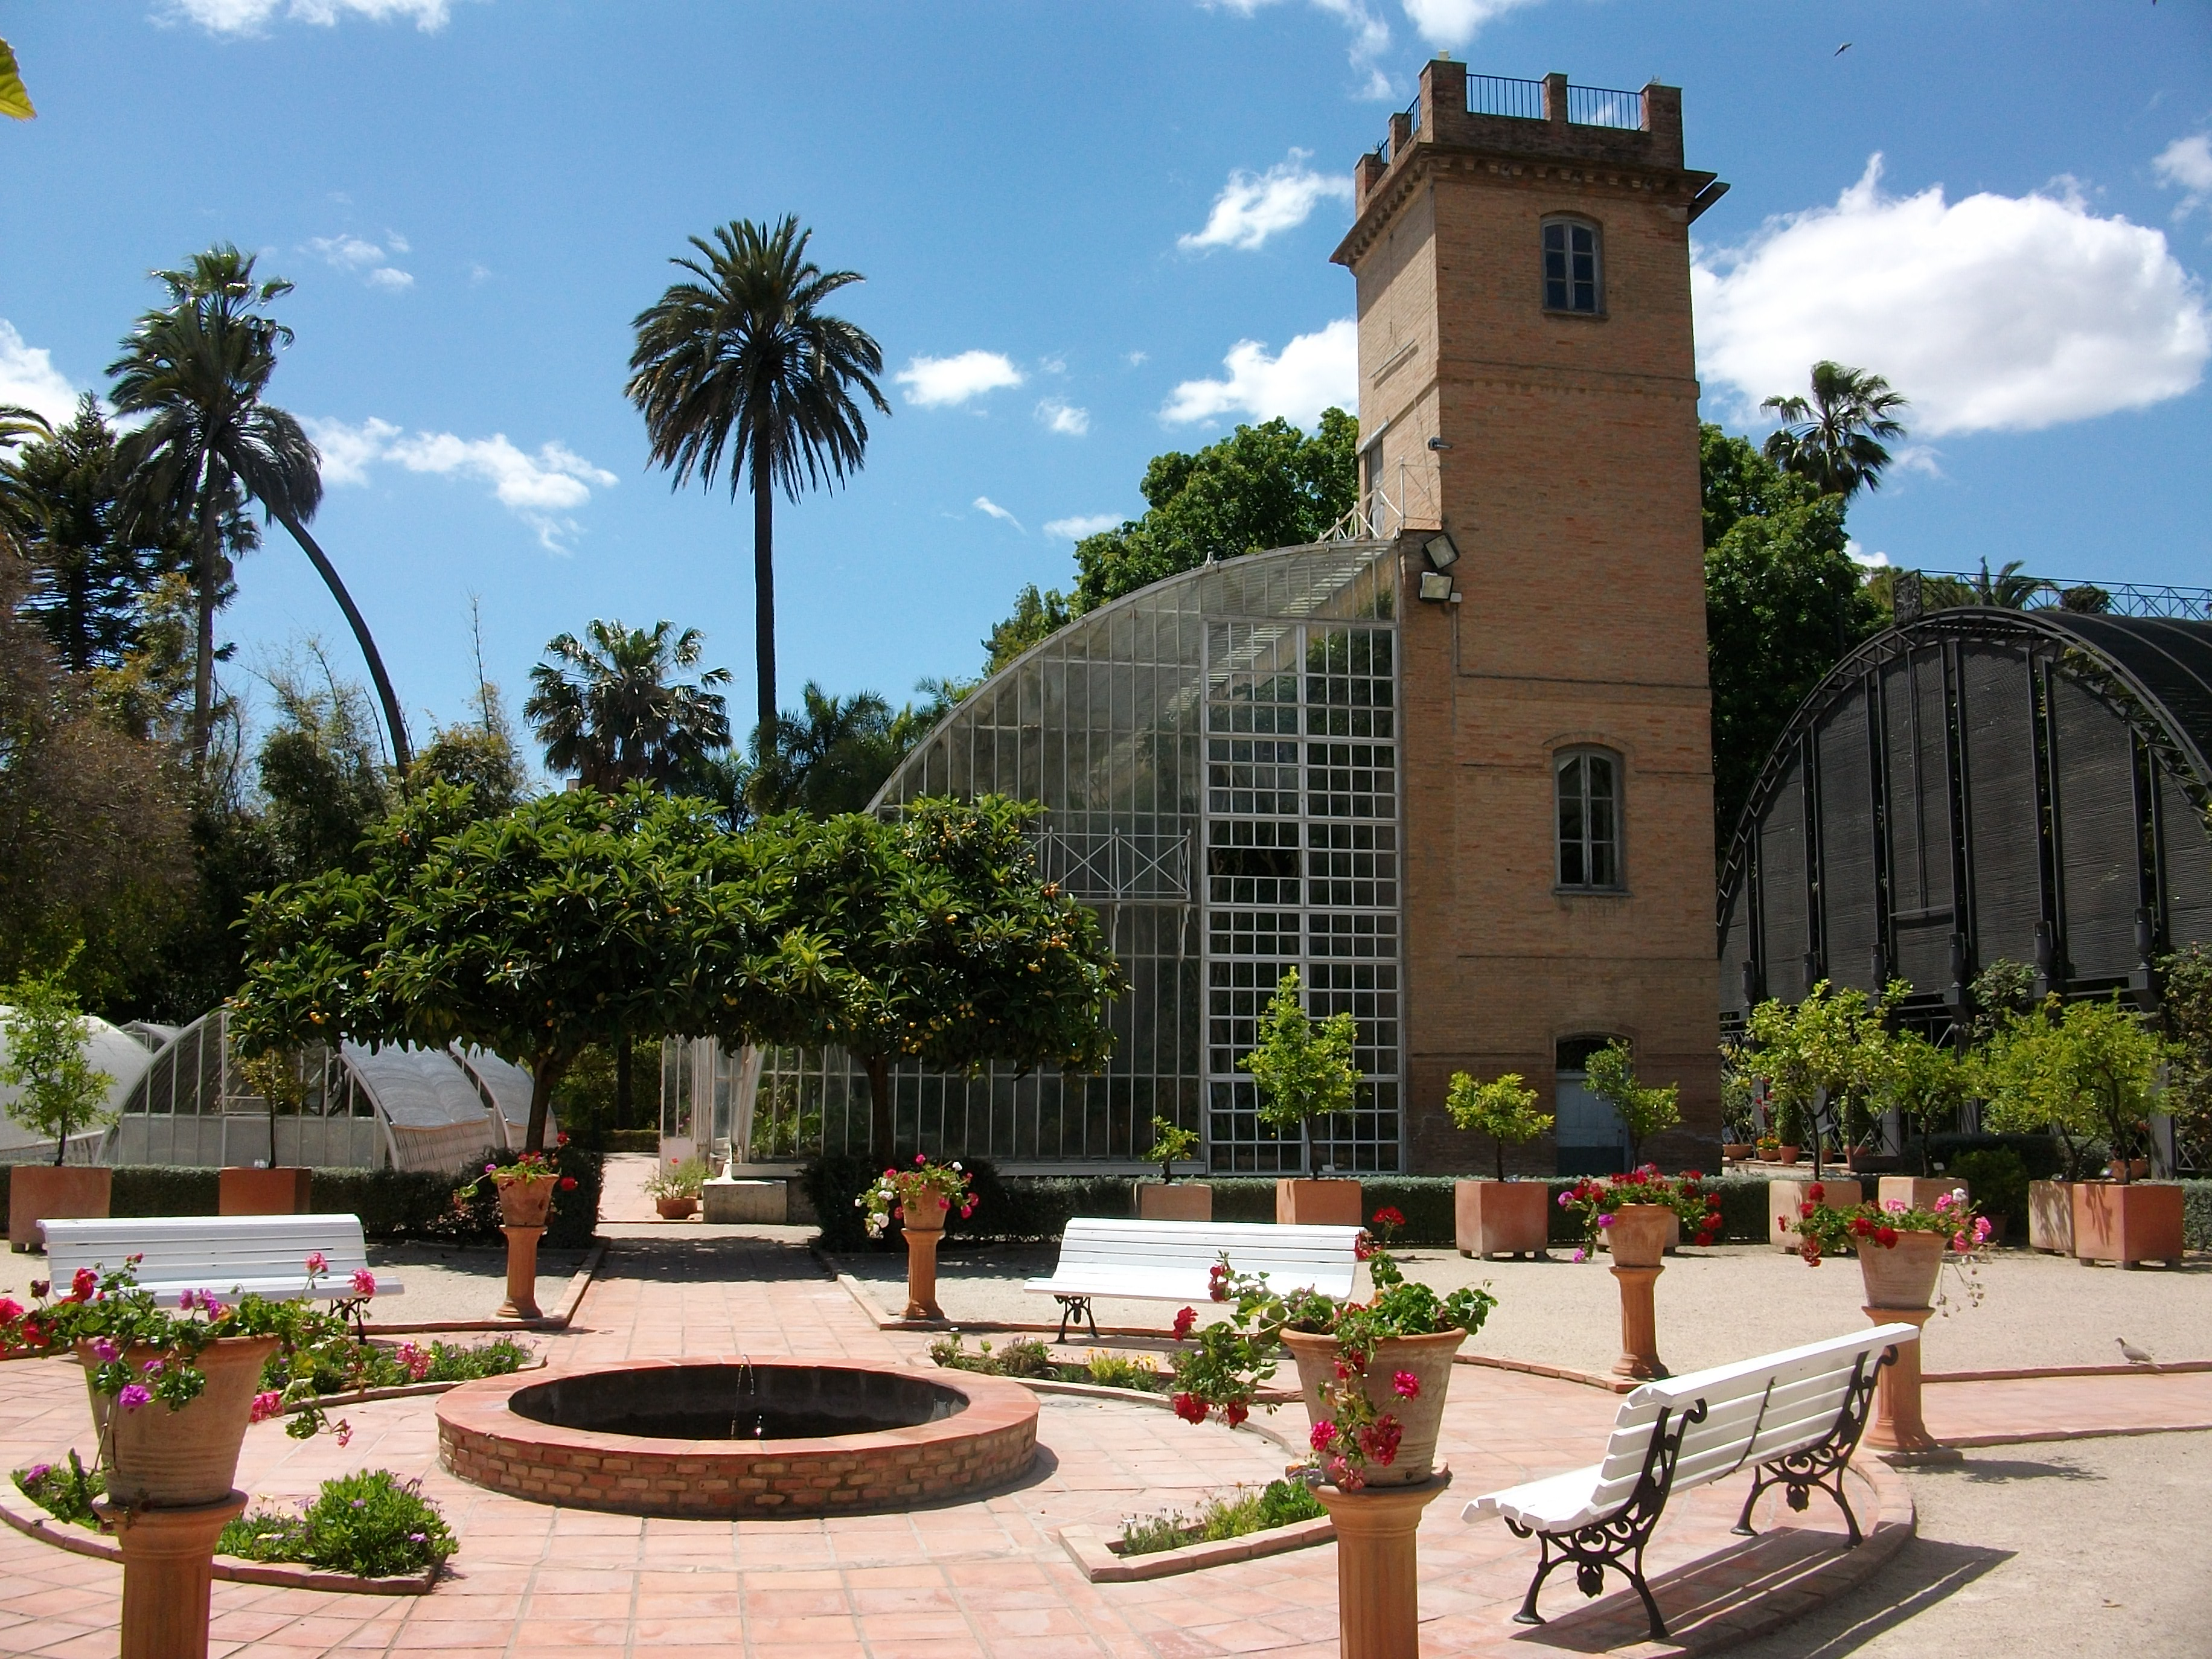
219, 1166, 312, 1216
1876, 1176, 1965, 1213
496, 1174, 555, 1227
1274, 1178, 1364, 1226
1776, 1145, 1802, 1166
1722, 1143, 1754, 1163
900, 1192, 950, 1320
8, 1164, 112, 1250
1454, 1180, 1549, 1259
1857, 1230, 1945, 1309
2027, 1180, 2074, 1253
1137, 1181, 1213, 1221
79, 1334, 280, 1508
1603, 1203, 1673, 1269
2071, 1180, 2184, 1268
654, 1195, 698, 1220
1280, 1326, 1464, 1487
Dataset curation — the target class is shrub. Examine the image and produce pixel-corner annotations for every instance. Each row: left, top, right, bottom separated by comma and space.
1084, 1351, 1163, 1390
218, 1469, 454, 1579
1946, 1148, 2030, 1227
1117, 1478, 1324, 1556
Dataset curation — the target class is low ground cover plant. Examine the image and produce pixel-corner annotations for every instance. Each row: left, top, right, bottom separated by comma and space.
218, 1469, 455, 1579
12, 1451, 102, 1524
1117, 1478, 1325, 1556
928, 1333, 1169, 1394
263, 1334, 532, 1399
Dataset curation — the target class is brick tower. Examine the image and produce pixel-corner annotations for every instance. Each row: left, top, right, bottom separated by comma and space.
1333, 60, 1727, 1173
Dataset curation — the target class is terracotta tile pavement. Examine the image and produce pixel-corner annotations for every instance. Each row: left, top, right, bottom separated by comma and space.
0, 1233, 2192, 1657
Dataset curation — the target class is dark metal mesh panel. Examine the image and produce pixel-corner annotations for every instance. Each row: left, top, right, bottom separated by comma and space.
1760, 755, 1809, 1002
2161, 769, 2212, 948
1815, 692, 1879, 991
1959, 645, 2043, 970
2050, 676, 2142, 980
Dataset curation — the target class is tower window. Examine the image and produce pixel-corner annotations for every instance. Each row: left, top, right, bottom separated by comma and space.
1556, 749, 1622, 889
1542, 218, 1602, 315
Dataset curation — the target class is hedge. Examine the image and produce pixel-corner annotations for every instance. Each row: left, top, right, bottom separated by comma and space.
0, 1151, 604, 1251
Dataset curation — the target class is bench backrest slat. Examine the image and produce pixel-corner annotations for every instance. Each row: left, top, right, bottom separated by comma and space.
1047, 1219, 1363, 1287
42, 1215, 372, 1292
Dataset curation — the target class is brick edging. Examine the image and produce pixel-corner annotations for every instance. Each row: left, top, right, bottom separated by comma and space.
1058, 1514, 1334, 1582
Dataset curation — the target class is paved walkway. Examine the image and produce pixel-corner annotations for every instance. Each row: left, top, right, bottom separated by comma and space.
0, 1230, 2194, 1659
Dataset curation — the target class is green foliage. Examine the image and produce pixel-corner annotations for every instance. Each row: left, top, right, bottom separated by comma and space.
1978, 996, 2173, 1182
255, 650, 392, 881
738, 681, 940, 819
523, 618, 732, 791
1240, 970, 1357, 1157
1116, 1480, 1323, 1556
1758, 361, 1910, 502
927, 1333, 1055, 1379
1145, 1114, 1200, 1181
13, 1453, 101, 1527
1082, 1350, 1166, 1390
1945, 1148, 2030, 1227
2155, 944, 2212, 1145
1068, 411, 1358, 612
0, 35, 33, 120
1969, 959, 2039, 1037
408, 674, 526, 818
1741, 979, 1906, 1162
1443, 1071, 1551, 1180
1879, 1029, 1974, 1174
218, 1469, 455, 1579
1581, 1041, 1681, 1165
644, 1154, 711, 1201
983, 584, 1076, 674
0, 953, 116, 1160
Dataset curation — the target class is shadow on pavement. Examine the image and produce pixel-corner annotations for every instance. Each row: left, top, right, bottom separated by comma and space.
1712, 1537, 2014, 1659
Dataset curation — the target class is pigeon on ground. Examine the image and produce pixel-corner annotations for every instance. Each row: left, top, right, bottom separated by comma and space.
2117, 1337, 2158, 1369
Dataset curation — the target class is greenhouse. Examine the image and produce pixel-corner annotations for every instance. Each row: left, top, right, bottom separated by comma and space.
0, 1011, 156, 1165
670, 539, 1408, 1174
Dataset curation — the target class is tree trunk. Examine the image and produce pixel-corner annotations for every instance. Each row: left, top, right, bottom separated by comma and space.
864, 1053, 893, 1159
191, 467, 220, 769
752, 459, 776, 744
524, 1049, 573, 1154
273, 510, 413, 773
615, 1034, 633, 1133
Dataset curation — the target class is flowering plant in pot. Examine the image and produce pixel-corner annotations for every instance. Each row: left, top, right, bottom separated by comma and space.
456, 1136, 581, 1227
644, 1154, 710, 1218
1166, 1241, 1495, 1491
1557, 1166, 1723, 1263
858, 1154, 977, 1238
1781, 1182, 1991, 1309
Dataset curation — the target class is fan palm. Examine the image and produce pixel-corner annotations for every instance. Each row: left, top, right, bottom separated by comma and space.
625, 217, 888, 739
107, 245, 410, 770
1760, 362, 1910, 500
1971, 558, 2056, 610
523, 618, 734, 791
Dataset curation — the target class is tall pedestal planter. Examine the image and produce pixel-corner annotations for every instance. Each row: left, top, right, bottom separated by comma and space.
1858, 1232, 1949, 1460
496, 1175, 555, 1320
1137, 1182, 1213, 1221
2071, 1181, 2185, 1268
1454, 1181, 1548, 1259
8, 1164, 112, 1250
1280, 1328, 1465, 1488
1606, 1205, 1673, 1380
1877, 1176, 1964, 1213
1276, 1178, 1363, 1226
2027, 1181, 2074, 1253
1312, 1474, 1453, 1659
218, 1166, 312, 1215
95, 1493, 248, 1659
902, 1195, 950, 1320
81, 1335, 281, 1507
1769, 1178, 1860, 1252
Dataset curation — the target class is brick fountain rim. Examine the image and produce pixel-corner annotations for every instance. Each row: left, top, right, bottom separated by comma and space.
435, 1357, 1039, 1517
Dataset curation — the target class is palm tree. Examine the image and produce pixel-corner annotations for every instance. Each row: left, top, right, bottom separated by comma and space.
625, 217, 889, 740
107, 245, 411, 772
1970, 558, 2056, 610
1760, 362, 1910, 500
523, 618, 734, 791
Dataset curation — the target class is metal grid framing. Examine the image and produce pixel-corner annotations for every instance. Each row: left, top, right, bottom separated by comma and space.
749, 542, 1400, 1168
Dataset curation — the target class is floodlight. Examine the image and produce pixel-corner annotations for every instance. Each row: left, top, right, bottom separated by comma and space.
1418, 570, 1454, 603
1423, 532, 1460, 571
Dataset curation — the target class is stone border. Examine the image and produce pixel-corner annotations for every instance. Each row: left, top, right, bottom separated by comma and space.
1926, 1358, 2212, 1383
363, 1241, 603, 1335
1057, 1514, 1334, 1582
0, 1478, 435, 1594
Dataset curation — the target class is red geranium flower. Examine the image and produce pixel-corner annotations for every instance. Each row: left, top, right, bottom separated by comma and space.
1172, 1306, 1197, 1340
1875, 1225, 1899, 1248
1222, 1401, 1248, 1428
1172, 1393, 1208, 1425
1808, 1183, 1826, 1203
558, 1176, 578, 1191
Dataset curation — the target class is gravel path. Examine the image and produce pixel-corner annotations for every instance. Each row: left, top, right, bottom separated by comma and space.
829, 1241, 2212, 1375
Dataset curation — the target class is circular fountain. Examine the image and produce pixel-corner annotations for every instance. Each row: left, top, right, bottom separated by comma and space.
436, 1358, 1038, 1517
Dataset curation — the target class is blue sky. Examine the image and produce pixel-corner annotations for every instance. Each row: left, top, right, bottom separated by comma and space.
4, 1, 2209, 761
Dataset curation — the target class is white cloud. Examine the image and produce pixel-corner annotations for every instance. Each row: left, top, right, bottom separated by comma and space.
1035, 399, 1090, 436
168, 0, 451, 35
309, 234, 414, 291
1693, 156, 2210, 436
1044, 513, 1123, 541
1125, 350, 1149, 367
2154, 133, 2212, 221
304, 416, 617, 550
366, 267, 414, 291
0, 321, 84, 427
1210, 0, 1395, 98
895, 350, 1024, 408
385, 231, 411, 254
1180, 150, 1352, 254
1846, 540, 1891, 569
973, 496, 1024, 531
1162, 318, 1357, 427
1396, 0, 1544, 49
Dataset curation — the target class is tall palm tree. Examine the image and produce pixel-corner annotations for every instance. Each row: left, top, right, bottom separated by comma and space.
625, 217, 889, 740
523, 618, 734, 791
107, 245, 411, 771
1760, 361, 1910, 500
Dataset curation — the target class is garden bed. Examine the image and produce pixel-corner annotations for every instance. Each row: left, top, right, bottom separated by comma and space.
1057, 1480, 1332, 1582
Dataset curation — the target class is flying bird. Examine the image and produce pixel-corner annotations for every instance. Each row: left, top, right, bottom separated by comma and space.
2117, 1337, 2158, 1369
1835, 42, 1853, 56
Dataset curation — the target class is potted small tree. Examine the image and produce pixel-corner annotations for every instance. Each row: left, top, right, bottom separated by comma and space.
225, 1048, 316, 1215
1875, 1029, 1974, 1212
645, 1153, 709, 1219
1242, 970, 1364, 1225
1719, 1052, 1757, 1162
861, 1156, 976, 1320
1445, 1072, 1552, 1258
1583, 1041, 1683, 1247
1138, 1116, 1210, 1220
2, 959, 116, 1251
1743, 984, 1900, 1247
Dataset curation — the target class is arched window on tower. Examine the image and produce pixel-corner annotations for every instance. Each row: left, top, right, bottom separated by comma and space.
1542, 217, 1602, 315
1556, 748, 1622, 890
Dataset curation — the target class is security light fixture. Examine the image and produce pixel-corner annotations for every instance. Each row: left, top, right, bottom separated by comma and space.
1427, 436, 1453, 450
1423, 531, 1460, 571
1418, 570, 1454, 603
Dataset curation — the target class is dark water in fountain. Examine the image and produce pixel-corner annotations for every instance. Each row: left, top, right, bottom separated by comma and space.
508, 1363, 964, 1442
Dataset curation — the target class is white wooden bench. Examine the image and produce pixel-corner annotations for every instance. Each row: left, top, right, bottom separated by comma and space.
1024, 1218, 1364, 1341
39, 1215, 403, 1310
1463, 1323, 1917, 1641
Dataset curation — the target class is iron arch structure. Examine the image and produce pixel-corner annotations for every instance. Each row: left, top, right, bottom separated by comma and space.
1718, 609, 2212, 1030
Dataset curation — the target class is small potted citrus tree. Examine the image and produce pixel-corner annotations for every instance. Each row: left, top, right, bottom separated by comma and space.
1446, 1072, 1552, 1259
1242, 970, 1363, 1225
2, 959, 117, 1251
861, 1155, 976, 1320
1583, 1041, 1684, 1248
1138, 1116, 1210, 1220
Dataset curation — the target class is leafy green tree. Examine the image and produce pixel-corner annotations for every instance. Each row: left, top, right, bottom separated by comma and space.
1741, 979, 1905, 1178
1239, 968, 1358, 1174
627, 217, 889, 740
524, 618, 732, 791
1, 954, 116, 1163
409, 689, 527, 817
1702, 425, 1881, 854
2155, 945, 2212, 1150
1978, 996, 2173, 1183
1581, 1041, 1681, 1168
1070, 411, 1358, 612
983, 584, 1076, 675
1759, 361, 1910, 500
1144, 1114, 1201, 1183
108, 245, 409, 770
1966, 557, 2055, 609
758, 798, 1122, 1156
255, 651, 392, 880
1877, 1028, 1972, 1175
743, 682, 915, 817
1445, 1071, 1552, 1181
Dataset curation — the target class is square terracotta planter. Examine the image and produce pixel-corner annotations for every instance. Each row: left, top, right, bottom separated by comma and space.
2070, 1181, 2185, 1268
1876, 1176, 1966, 1213
2027, 1181, 2074, 1253
1454, 1180, 1550, 1258
1275, 1178, 1363, 1226
219, 1166, 313, 1215
8, 1164, 112, 1250
1137, 1182, 1213, 1221
1768, 1177, 1860, 1252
